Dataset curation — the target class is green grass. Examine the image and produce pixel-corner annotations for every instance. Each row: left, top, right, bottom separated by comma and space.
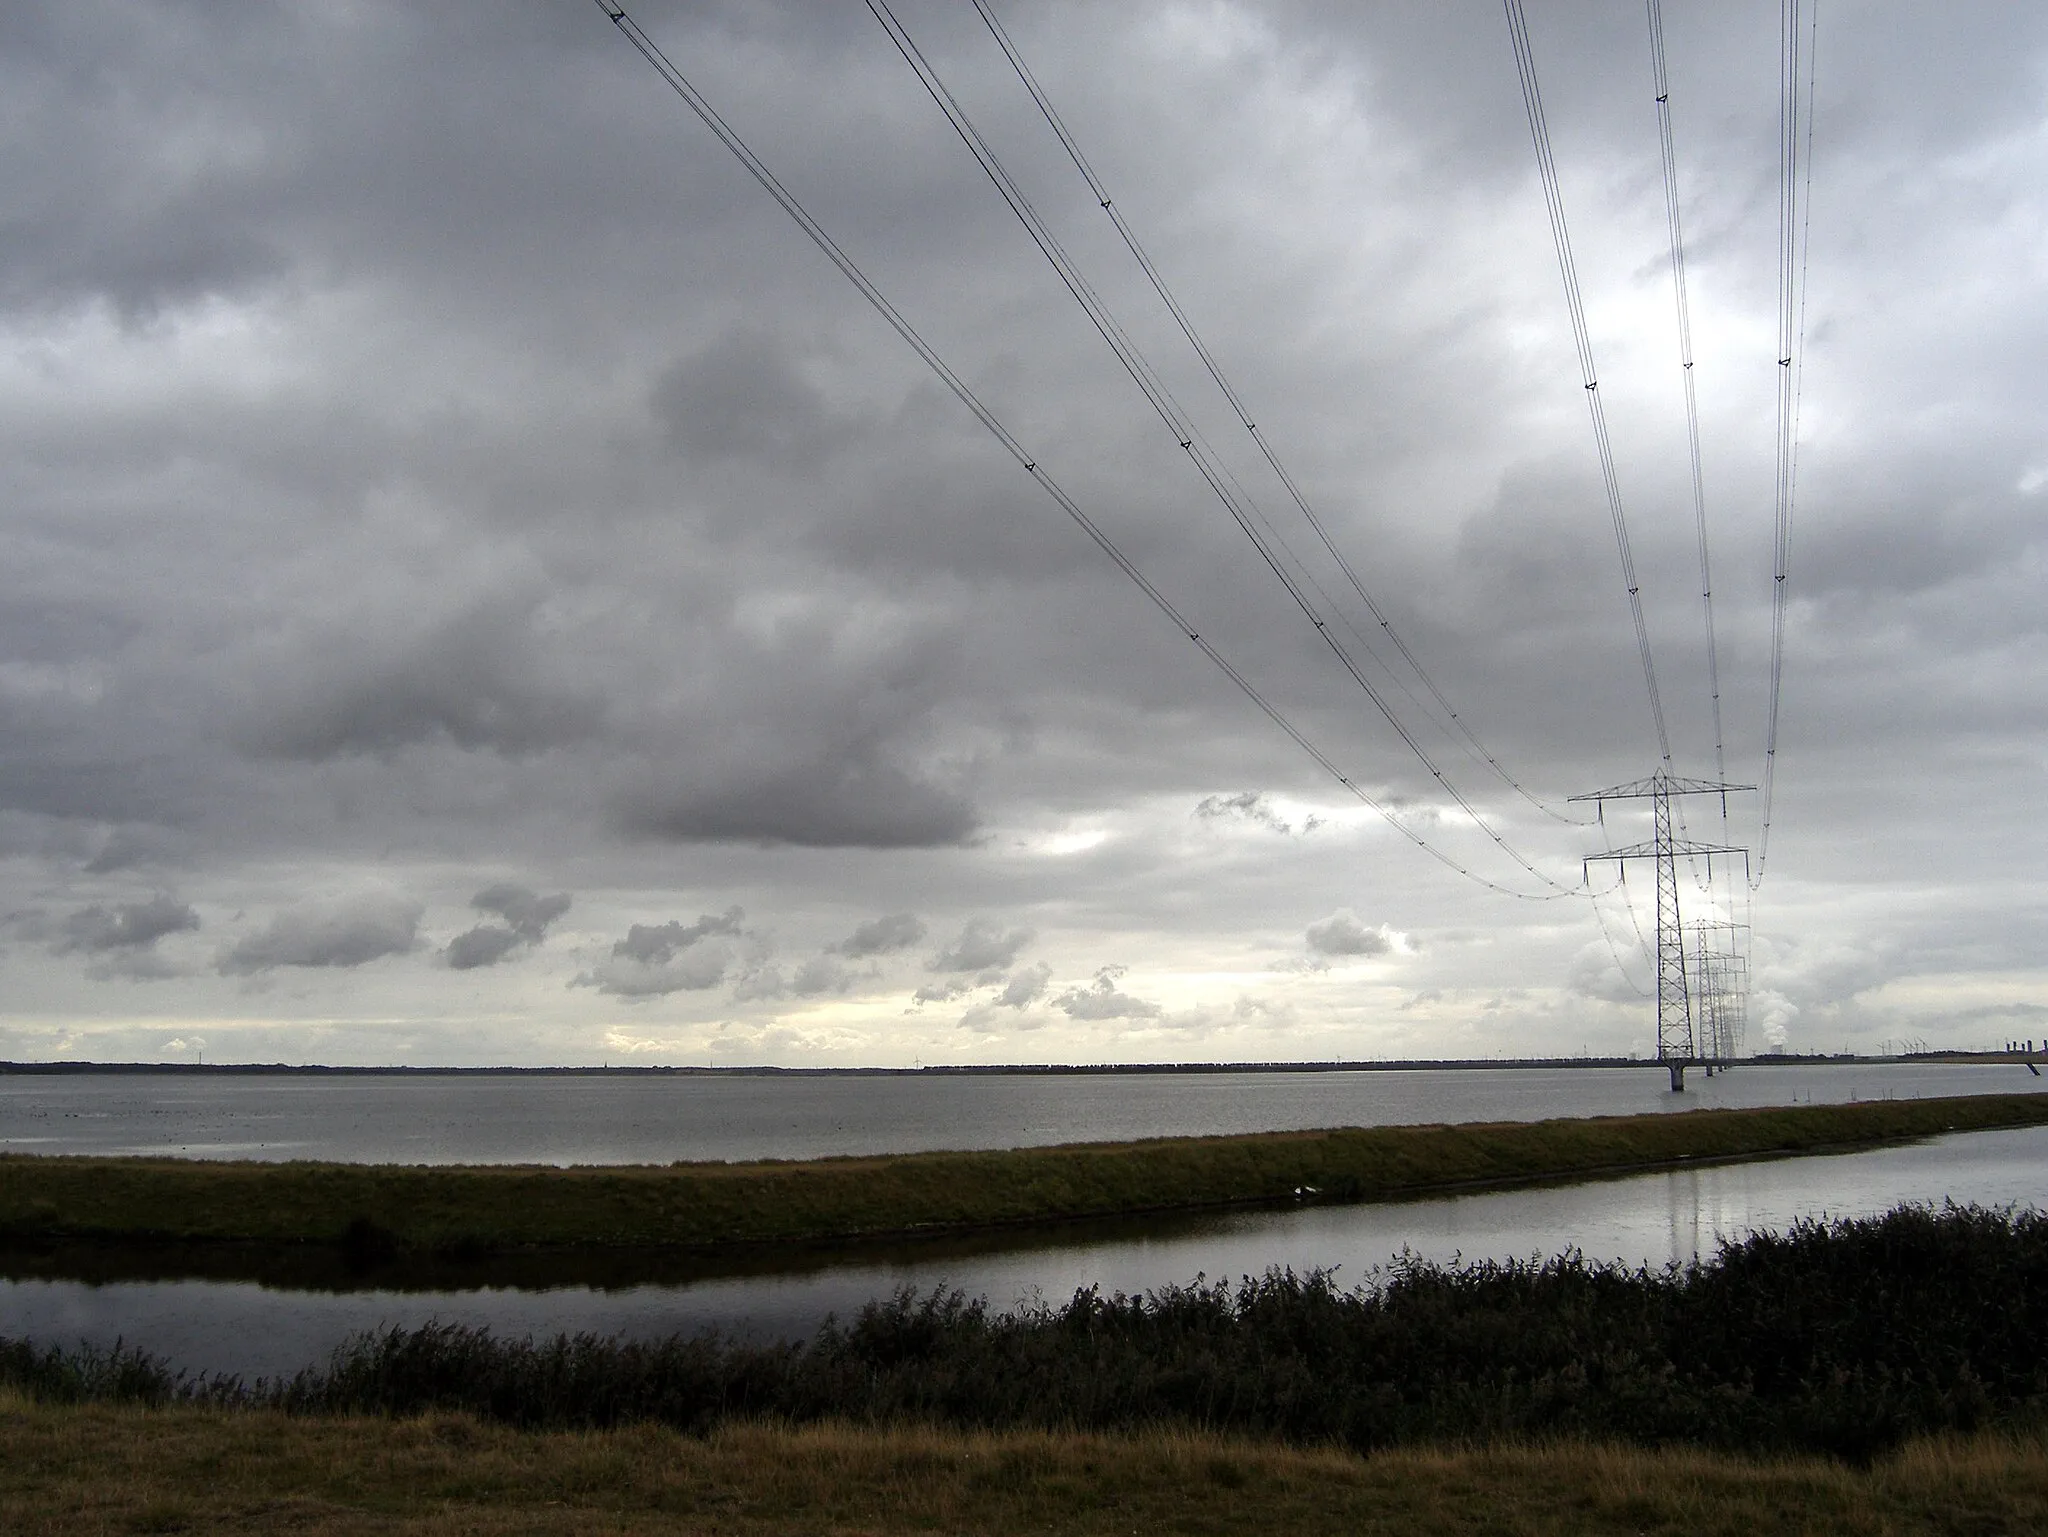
5, 1397, 2048, 1535
2, 1092, 2044, 1259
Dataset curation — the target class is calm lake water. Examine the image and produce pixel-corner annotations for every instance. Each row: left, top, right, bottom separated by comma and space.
0, 1073, 2039, 1385
0, 1061, 2034, 1164
6, 1109, 2045, 1382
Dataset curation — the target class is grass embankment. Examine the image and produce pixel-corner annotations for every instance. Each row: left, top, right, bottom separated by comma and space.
2, 1091, 2045, 1260
7, 1405, 2047, 1537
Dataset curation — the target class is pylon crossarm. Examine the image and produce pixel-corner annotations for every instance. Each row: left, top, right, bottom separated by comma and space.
1587, 838, 1746, 861
1570, 775, 1755, 802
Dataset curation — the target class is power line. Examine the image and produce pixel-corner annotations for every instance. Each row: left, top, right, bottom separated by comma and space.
1504, 0, 1673, 770
866, 0, 1576, 897
1757, 0, 1819, 889
971, 0, 1585, 830
1647, 0, 1726, 786
590, 0, 1575, 902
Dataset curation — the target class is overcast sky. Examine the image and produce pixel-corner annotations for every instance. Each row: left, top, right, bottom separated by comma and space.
3, 1, 2043, 1067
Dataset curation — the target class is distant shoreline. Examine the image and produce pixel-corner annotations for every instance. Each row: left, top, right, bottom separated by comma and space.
0, 1051, 2021, 1077
4, 1094, 2044, 1271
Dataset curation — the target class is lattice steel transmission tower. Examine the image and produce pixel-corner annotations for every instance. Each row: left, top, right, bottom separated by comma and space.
1573, 773, 1752, 1091
1690, 919, 1751, 1063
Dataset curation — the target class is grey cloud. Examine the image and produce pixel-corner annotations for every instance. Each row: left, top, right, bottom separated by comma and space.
930, 917, 1034, 973
912, 977, 974, 1006
614, 749, 975, 850
219, 896, 421, 974
0, 3, 2042, 1065
444, 884, 570, 971
84, 825, 193, 874
445, 925, 523, 971
835, 912, 925, 958
474, 883, 572, 938
1305, 910, 1392, 959
250, 600, 603, 761
792, 955, 855, 996
574, 907, 745, 999
1195, 791, 1299, 835
997, 961, 1052, 1009
1054, 966, 1162, 1022
613, 908, 744, 965
651, 329, 852, 468
56, 893, 199, 954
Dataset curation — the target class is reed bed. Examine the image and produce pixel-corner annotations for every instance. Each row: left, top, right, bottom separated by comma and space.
9, 1205, 2047, 1462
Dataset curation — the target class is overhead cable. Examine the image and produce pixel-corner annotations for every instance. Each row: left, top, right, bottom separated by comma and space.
866, 0, 1577, 897
971, 0, 1586, 830
1504, 0, 1674, 770
1756, 0, 1819, 888
1646, 0, 1726, 786
590, 0, 1573, 902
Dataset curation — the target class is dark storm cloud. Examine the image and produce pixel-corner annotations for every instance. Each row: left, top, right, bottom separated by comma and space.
218, 896, 421, 974
930, 917, 1034, 973
834, 912, 926, 958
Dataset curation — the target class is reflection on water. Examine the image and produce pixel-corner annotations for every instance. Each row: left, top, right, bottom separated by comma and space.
8, 1123, 2045, 1382
1, 1061, 2037, 1165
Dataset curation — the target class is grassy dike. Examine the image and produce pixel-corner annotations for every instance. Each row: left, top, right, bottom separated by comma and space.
3, 1091, 2045, 1258
5, 1400, 2047, 1536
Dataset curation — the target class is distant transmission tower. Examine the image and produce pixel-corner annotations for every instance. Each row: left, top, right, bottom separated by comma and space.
1573, 774, 1752, 1090
1690, 919, 1751, 1064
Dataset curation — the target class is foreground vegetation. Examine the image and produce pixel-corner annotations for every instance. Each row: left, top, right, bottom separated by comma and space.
3, 1091, 2044, 1261
10, 1206, 2048, 1462
7, 1403, 2047, 1536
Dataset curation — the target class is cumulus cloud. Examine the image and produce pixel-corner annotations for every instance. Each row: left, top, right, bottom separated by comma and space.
1305, 909, 1393, 960
56, 893, 199, 954
930, 917, 1034, 973
834, 912, 926, 958
1054, 965, 1162, 1021
912, 976, 975, 1006
219, 896, 422, 974
51, 892, 200, 980
574, 906, 745, 999
444, 882, 572, 970
998, 961, 1053, 1009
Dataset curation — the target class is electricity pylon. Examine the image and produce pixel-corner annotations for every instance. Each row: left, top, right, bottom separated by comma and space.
1690, 919, 1751, 1063
1573, 773, 1752, 1091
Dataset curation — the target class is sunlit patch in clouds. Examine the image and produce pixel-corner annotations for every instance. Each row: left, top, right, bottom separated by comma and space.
2, 3, 2045, 1063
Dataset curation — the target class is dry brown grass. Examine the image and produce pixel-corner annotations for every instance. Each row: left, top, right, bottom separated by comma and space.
5, 1391, 2047, 1535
